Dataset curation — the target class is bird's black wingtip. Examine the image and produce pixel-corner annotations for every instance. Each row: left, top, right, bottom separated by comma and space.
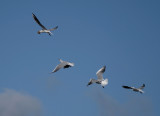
122, 85, 128, 88
55, 26, 58, 29
32, 13, 36, 18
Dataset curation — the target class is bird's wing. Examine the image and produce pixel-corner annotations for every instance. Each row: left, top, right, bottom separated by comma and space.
66, 62, 74, 67
49, 26, 58, 31
122, 86, 133, 89
96, 66, 106, 81
87, 79, 97, 86
59, 59, 64, 63
61, 59, 74, 67
139, 84, 145, 90
59, 59, 74, 67
32, 13, 47, 29
51, 63, 65, 73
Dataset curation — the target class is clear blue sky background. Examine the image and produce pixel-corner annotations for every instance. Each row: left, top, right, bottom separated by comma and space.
0, 0, 160, 116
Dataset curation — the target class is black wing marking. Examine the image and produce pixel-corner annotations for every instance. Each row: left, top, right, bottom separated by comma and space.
87, 81, 92, 86
48, 33, 51, 36
101, 66, 106, 73
64, 65, 71, 68
32, 13, 47, 29
87, 79, 97, 86
122, 86, 133, 89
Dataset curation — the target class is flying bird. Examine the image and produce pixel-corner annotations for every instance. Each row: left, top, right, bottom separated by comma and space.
51, 59, 74, 73
122, 84, 145, 94
87, 66, 108, 88
32, 13, 58, 36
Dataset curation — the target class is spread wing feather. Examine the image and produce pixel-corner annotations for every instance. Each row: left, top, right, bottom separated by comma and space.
87, 79, 97, 86
51, 63, 64, 73
122, 86, 133, 89
32, 13, 47, 29
49, 26, 58, 31
96, 66, 106, 81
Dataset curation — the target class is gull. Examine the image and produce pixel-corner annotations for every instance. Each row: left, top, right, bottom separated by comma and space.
51, 59, 74, 73
87, 66, 108, 88
122, 84, 145, 94
32, 13, 58, 36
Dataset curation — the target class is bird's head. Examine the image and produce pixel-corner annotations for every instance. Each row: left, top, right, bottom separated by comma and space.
37, 31, 41, 34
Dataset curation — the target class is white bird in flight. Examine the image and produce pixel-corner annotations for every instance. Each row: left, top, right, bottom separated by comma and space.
32, 13, 58, 36
87, 66, 108, 88
122, 84, 145, 94
51, 59, 74, 73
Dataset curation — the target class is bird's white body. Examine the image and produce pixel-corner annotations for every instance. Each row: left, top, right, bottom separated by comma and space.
39, 30, 51, 33
39, 30, 53, 35
101, 79, 108, 87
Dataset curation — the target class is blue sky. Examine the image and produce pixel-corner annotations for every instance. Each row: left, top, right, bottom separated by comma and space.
0, 0, 160, 116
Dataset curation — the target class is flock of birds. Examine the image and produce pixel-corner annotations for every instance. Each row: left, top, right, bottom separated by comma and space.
32, 13, 145, 94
